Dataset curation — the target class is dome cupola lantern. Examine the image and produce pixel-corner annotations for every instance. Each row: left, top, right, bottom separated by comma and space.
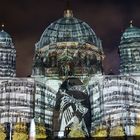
64, 10, 73, 18
64, 0, 73, 17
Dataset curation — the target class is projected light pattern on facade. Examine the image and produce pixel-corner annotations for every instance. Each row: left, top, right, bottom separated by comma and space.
35, 77, 57, 131
0, 30, 16, 77
119, 24, 140, 75
53, 78, 90, 137
0, 78, 34, 124
89, 75, 140, 136
1, 4, 140, 139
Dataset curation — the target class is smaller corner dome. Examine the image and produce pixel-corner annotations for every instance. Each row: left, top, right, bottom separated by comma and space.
120, 25, 140, 44
37, 10, 99, 48
0, 30, 12, 45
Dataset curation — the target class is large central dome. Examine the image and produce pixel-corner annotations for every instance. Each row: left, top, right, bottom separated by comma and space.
36, 10, 99, 48
33, 10, 104, 77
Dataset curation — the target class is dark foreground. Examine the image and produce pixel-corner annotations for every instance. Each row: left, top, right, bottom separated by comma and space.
36, 136, 140, 140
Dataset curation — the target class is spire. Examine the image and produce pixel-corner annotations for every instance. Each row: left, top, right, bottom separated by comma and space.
130, 20, 133, 28
64, 0, 73, 18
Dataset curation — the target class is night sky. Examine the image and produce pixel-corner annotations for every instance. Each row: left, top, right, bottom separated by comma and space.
0, 0, 140, 77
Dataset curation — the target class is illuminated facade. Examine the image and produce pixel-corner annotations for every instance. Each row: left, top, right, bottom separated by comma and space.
89, 75, 140, 136
53, 77, 90, 137
89, 22, 140, 137
32, 9, 104, 138
0, 7, 140, 139
35, 77, 57, 131
31, 9, 140, 138
0, 78, 34, 124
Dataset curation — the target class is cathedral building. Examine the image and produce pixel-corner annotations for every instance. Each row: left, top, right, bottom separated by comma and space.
0, 6, 140, 139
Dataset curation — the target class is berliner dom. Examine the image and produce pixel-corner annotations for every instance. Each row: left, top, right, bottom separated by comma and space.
0, 4, 140, 140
